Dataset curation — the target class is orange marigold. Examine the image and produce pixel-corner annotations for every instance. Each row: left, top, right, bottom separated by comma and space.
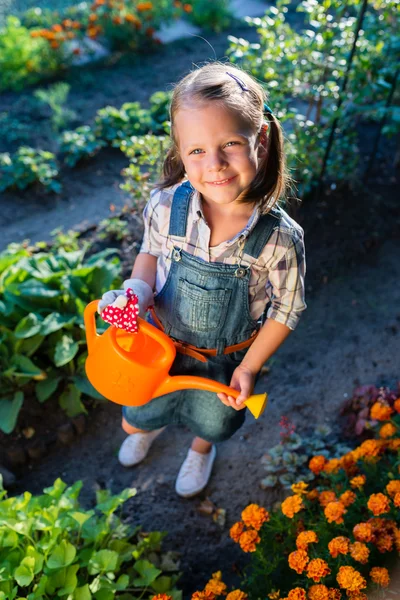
349, 541, 369, 564
350, 475, 366, 489
367, 493, 390, 516
324, 458, 341, 474
379, 423, 397, 438
340, 452, 357, 475
281, 495, 304, 518
307, 558, 331, 583
308, 585, 329, 600
388, 438, 400, 450
205, 576, 226, 596
394, 492, 400, 507
353, 522, 373, 543
191, 592, 216, 600
230, 521, 244, 543
327, 590, 342, 600
347, 593, 367, 600
339, 490, 356, 507
307, 489, 320, 501
394, 527, 400, 552
324, 501, 346, 524
183, 3, 193, 12
151, 595, 172, 600
137, 1, 153, 10
288, 549, 309, 574
239, 529, 260, 553
287, 588, 306, 600
336, 566, 366, 592
370, 566, 390, 587
319, 491, 337, 507
309, 455, 327, 475
370, 401, 393, 421
328, 536, 350, 558
291, 481, 308, 495
355, 439, 383, 461
226, 591, 248, 600
296, 530, 318, 550
386, 479, 400, 498
374, 532, 393, 553
241, 504, 269, 530
394, 398, 400, 412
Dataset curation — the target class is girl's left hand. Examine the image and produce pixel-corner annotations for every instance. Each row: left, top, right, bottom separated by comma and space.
217, 364, 256, 411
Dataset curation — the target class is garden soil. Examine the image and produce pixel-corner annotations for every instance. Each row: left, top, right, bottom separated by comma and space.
1, 22, 400, 599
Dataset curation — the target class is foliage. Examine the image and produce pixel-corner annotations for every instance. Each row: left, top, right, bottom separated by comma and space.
0, 147, 61, 193
98, 217, 130, 242
94, 103, 154, 143
192, 393, 400, 599
60, 126, 107, 167
0, 243, 121, 433
34, 82, 77, 134
0, 478, 182, 599
0, 112, 31, 146
227, 0, 399, 194
182, 0, 232, 32
340, 384, 400, 439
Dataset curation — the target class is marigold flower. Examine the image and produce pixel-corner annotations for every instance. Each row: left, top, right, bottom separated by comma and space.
308, 585, 329, 600
137, 1, 153, 10
50, 40, 60, 48
296, 530, 318, 550
241, 504, 269, 530
183, 3, 193, 12
291, 481, 308, 495
287, 588, 306, 600
370, 401, 393, 421
151, 595, 173, 600
191, 592, 216, 600
268, 592, 280, 600
336, 566, 366, 592
239, 529, 260, 553
226, 591, 247, 600
125, 13, 141, 24
288, 549, 309, 574
339, 452, 357, 475
52, 23, 63, 32
328, 536, 350, 558
374, 532, 393, 553
353, 522, 373, 542
355, 439, 383, 462
346, 593, 367, 600
309, 455, 327, 475
324, 458, 341, 474
388, 438, 400, 450
394, 527, 400, 551
306, 558, 331, 583
327, 590, 342, 600
386, 479, 400, 498
394, 492, 400, 507
205, 579, 227, 596
230, 521, 244, 543
379, 423, 397, 438
394, 398, 400, 412
349, 541, 369, 564
319, 490, 337, 507
350, 475, 366, 489
307, 489, 320, 501
367, 493, 390, 516
324, 501, 346, 524
281, 495, 304, 518
339, 490, 356, 507
370, 566, 390, 587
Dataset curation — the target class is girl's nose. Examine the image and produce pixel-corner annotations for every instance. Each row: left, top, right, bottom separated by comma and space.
207, 150, 228, 171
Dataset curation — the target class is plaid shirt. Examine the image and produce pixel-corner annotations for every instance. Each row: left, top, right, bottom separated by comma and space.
140, 183, 306, 330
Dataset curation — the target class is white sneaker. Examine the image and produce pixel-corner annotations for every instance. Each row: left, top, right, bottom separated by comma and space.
175, 446, 217, 498
118, 427, 165, 467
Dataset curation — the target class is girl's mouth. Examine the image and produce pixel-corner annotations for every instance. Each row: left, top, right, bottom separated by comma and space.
206, 175, 237, 186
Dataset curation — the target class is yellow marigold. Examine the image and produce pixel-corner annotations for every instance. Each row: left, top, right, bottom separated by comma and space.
137, 1, 153, 10
370, 566, 390, 587
324, 501, 346, 524
370, 401, 393, 421
306, 559, 331, 583
339, 490, 356, 507
281, 495, 304, 518
226, 591, 247, 600
287, 588, 306, 600
288, 549, 309, 574
353, 522, 373, 542
394, 397, 400, 412
241, 504, 269, 530
394, 492, 400, 507
296, 530, 318, 550
309, 455, 327, 475
324, 458, 341, 474
386, 479, 400, 498
319, 491, 337, 507
239, 529, 260, 553
308, 585, 329, 600
307, 489, 320, 501
327, 590, 342, 600
291, 481, 308, 495
367, 493, 390, 516
336, 566, 366, 592
230, 521, 244, 543
328, 536, 350, 558
379, 422, 397, 438
349, 541, 369, 564
350, 475, 366, 489
205, 578, 227, 596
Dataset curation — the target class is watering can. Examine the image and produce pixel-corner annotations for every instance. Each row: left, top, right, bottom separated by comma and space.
84, 300, 267, 419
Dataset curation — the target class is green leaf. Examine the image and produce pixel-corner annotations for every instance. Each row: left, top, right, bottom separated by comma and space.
59, 384, 87, 418
11, 355, 42, 378
88, 550, 118, 575
151, 576, 172, 594
93, 590, 113, 600
133, 560, 162, 587
14, 557, 35, 587
74, 585, 92, 600
26, 546, 44, 575
70, 512, 93, 527
54, 335, 79, 367
40, 313, 76, 335
72, 376, 105, 401
0, 392, 24, 433
35, 375, 61, 403
58, 564, 79, 596
14, 313, 43, 338
47, 540, 76, 569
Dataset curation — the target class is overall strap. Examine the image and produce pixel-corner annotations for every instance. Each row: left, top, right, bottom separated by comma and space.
168, 181, 194, 237
243, 207, 282, 259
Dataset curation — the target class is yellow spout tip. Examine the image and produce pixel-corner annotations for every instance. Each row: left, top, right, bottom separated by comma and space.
244, 393, 268, 419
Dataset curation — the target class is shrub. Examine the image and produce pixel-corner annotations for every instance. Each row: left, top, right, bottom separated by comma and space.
60, 126, 107, 167
0, 147, 61, 193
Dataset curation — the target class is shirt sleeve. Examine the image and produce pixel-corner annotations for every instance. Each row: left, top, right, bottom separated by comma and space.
139, 189, 163, 257
266, 226, 307, 330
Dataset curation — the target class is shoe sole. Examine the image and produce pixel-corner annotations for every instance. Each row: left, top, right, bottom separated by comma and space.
175, 445, 217, 498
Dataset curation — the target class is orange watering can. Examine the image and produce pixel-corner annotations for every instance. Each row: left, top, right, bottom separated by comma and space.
84, 300, 267, 419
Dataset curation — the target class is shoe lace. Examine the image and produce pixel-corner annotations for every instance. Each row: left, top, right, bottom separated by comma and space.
179, 452, 207, 480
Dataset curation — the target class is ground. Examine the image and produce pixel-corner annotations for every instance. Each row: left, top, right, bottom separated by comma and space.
0, 18, 400, 599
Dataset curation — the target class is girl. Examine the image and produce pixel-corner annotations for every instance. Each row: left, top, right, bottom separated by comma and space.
99, 62, 306, 498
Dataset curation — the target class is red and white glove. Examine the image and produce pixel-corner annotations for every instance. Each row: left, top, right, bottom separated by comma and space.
101, 288, 140, 333
97, 278, 153, 318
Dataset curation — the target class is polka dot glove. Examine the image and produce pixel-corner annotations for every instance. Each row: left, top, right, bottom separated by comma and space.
100, 288, 139, 333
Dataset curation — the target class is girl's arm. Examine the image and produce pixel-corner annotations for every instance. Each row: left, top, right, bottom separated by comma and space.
130, 252, 158, 290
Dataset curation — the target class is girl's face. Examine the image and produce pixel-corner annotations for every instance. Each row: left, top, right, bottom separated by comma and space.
174, 102, 260, 209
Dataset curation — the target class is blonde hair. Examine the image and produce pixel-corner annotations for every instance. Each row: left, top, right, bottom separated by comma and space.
158, 62, 290, 212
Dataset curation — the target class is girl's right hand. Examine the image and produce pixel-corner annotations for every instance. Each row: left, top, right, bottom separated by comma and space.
97, 278, 153, 317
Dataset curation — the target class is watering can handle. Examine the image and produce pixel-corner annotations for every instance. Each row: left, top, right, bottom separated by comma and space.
84, 300, 100, 354
135, 315, 176, 368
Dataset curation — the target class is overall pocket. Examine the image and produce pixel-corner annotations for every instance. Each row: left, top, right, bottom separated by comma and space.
176, 278, 231, 333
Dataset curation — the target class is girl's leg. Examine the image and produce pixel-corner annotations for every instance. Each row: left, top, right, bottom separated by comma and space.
191, 436, 212, 454
119, 417, 165, 467
122, 417, 148, 435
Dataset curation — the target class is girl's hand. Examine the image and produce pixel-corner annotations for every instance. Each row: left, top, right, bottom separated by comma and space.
217, 364, 256, 411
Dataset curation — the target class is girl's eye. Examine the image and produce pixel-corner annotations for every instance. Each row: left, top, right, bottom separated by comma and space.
189, 148, 203, 155
225, 141, 239, 147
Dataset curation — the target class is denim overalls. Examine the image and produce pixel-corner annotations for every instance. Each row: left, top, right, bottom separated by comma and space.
123, 181, 282, 443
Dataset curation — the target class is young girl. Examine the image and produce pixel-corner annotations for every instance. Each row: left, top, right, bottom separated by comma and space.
99, 62, 306, 498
